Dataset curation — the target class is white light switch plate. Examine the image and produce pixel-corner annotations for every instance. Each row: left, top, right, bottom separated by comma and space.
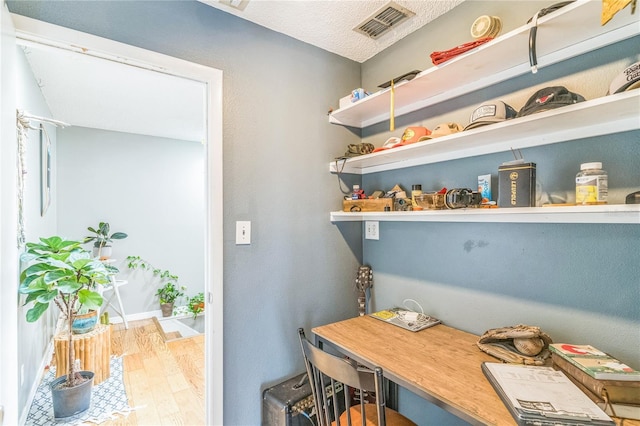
236, 221, 251, 245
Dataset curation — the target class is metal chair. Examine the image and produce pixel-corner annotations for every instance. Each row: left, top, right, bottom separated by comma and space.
297, 328, 416, 426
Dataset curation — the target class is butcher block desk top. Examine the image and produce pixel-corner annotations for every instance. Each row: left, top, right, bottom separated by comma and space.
313, 316, 638, 425
313, 315, 521, 425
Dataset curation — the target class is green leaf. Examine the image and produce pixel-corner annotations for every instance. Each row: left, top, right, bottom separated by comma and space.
41, 235, 62, 248
110, 232, 127, 240
22, 263, 55, 277
19, 276, 47, 294
43, 269, 73, 285
57, 280, 82, 294
23, 291, 46, 305
20, 251, 39, 263
71, 258, 92, 270
78, 289, 103, 310
26, 303, 50, 322
56, 239, 83, 251
36, 290, 58, 303
47, 258, 75, 270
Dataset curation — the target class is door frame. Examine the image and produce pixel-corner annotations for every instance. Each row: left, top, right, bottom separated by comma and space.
9, 14, 224, 425
0, 3, 18, 425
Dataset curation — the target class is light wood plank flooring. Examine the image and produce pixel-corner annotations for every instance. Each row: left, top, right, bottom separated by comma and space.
102, 318, 205, 425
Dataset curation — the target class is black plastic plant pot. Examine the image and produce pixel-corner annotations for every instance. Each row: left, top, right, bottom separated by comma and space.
50, 371, 94, 419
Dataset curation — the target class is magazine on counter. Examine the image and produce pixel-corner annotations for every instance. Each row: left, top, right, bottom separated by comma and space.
369, 307, 441, 332
482, 362, 615, 426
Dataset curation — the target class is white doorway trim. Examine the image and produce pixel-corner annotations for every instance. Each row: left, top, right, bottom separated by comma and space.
0, 4, 19, 425
10, 14, 224, 425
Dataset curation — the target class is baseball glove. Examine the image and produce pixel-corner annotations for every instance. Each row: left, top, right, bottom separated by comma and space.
477, 324, 553, 365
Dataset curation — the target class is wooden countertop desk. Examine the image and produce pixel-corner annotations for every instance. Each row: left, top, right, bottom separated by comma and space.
313, 315, 514, 425
313, 316, 638, 426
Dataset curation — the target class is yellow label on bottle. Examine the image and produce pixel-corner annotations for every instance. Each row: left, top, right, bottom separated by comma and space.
576, 185, 598, 204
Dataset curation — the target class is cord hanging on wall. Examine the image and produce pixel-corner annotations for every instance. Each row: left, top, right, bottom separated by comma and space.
15, 109, 70, 248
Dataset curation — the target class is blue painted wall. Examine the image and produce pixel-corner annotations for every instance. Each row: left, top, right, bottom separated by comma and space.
358, 2, 640, 423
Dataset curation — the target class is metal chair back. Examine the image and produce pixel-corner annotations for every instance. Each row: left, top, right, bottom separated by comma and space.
297, 328, 386, 426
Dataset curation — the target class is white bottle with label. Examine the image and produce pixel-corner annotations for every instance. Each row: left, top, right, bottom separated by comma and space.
351, 185, 360, 200
576, 162, 608, 205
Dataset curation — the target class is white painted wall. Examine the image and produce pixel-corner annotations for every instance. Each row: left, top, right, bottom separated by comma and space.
56, 127, 206, 316
0, 4, 19, 424
15, 45, 58, 422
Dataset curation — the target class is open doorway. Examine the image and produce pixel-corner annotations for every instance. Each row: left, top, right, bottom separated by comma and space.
11, 14, 223, 425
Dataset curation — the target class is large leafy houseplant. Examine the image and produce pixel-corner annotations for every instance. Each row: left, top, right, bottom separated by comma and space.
19, 236, 110, 388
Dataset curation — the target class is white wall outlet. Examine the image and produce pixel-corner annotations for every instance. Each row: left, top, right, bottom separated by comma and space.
365, 221, 379, 240
236, 221, 251, 245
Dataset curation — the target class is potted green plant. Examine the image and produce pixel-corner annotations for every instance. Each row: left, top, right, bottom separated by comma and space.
83, 221, 127, 260
187, 292, 205, 319
19, 236, 110, 419
126, 255, 187, 317
156, 282, 186, 317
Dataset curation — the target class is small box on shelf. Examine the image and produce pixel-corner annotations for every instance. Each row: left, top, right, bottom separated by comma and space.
498, 162, 536, 207
343, 198, 393, 212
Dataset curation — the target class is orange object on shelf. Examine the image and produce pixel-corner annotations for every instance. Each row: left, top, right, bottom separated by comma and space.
430, 37, 494, 65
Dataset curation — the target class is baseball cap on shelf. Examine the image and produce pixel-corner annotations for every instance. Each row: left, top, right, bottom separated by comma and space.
372, 137, 401, 153
516, 86, 585, 117
464, 101, 517, 131
372, 126, 430, 152
418, 122, 463, 140
608, 61, 640, 95
397, 126, 430, 146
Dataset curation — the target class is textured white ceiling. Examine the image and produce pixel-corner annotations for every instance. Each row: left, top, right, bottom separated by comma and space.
199, 0, 465, 63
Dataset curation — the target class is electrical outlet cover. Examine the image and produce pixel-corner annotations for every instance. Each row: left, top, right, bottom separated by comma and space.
365, 221, 379, 240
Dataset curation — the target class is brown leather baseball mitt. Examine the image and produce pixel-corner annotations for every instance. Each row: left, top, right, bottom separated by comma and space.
477, 324, 553, 365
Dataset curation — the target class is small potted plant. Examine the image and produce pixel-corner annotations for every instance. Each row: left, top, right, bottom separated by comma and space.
84, 221, 127, 260
188, 293, 205, 319
126, 255, 186, 317
19, 236, 109, 418
156, 282, 186, 317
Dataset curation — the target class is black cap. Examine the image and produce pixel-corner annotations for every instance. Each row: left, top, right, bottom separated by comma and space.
516, 86, 585, 117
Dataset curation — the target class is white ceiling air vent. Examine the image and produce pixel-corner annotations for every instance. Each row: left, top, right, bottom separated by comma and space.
354, 1, 416, 39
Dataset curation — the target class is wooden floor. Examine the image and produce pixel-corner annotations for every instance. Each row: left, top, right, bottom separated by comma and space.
102, 318, 205, 425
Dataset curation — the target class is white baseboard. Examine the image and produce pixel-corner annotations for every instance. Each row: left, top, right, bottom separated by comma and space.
107, 309, 162, 324
107, 307, 201, 325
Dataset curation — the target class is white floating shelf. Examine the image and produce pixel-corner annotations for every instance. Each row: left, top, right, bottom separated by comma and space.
329, 0, 640, 128
329, 90, 640, 175
330, 204, 640, 224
